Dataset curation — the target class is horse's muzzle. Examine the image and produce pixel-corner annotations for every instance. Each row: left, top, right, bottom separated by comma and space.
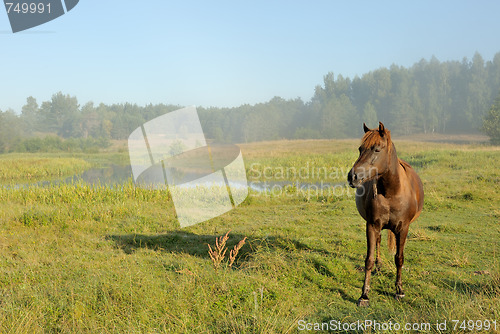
347, 168, 358, 188
348, 167, 377, 188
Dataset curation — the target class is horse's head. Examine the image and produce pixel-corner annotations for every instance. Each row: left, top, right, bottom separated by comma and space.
348, 122, 393, 188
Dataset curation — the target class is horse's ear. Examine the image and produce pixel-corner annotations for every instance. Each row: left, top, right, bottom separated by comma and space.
378, 122, 385, 137
363, 123, 370, 133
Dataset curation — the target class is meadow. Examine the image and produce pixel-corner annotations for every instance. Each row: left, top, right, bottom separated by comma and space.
0, 138, 498, 333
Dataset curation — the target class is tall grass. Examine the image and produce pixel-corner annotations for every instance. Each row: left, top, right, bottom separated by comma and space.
0, 154, 91, 183
0, 140, 498, 333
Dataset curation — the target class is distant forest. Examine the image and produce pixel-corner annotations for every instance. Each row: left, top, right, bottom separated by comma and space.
1, 52, 500, 152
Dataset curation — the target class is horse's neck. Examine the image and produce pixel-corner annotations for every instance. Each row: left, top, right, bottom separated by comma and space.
379, 143, 401, 196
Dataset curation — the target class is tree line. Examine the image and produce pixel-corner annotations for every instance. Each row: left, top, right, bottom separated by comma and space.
1, 52, 499, 152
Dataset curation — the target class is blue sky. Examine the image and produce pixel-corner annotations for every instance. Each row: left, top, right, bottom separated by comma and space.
1, 1, 500, 113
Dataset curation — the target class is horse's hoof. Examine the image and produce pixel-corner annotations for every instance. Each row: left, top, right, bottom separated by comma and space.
395, 293, 405, 301
357, 298, 370, 307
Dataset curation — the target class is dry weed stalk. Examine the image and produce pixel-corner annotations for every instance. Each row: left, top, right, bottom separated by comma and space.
229, 237, 247, 267
208, 230, 230, 270
208, 230, 247, 270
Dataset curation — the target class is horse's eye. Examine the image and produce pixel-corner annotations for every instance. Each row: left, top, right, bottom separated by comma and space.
374, 148, 381, 153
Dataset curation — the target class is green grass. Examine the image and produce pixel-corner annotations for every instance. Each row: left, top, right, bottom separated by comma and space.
0, 140, 499, 333
0, 153, 92, 184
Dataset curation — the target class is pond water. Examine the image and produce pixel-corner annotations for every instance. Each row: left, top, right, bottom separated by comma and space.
33, 164, 346, 193
65, 164, 133, 186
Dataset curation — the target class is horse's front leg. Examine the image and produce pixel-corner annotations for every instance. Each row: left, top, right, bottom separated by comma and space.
395, 227, 409, 300
374, 232, 382, 272
358, 223, 380, 307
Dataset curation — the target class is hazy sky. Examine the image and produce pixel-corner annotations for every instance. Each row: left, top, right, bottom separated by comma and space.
1, 1, 500, 112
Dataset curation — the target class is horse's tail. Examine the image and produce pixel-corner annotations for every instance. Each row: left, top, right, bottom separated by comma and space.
387, 230, 396, 254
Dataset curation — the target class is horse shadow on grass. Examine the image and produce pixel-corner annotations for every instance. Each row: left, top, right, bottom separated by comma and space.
106, 230, 333, 264
106, 230, 362, 304
440, 276, 499, 296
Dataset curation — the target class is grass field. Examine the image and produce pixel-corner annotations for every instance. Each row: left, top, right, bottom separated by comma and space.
0, 139, 499, 333
0, 154, 91, 184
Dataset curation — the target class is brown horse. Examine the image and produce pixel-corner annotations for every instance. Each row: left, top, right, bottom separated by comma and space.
347, 122, 424, 306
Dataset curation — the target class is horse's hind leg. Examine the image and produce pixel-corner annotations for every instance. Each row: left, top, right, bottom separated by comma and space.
394, 227, 409, 300
358, 224, 379, 307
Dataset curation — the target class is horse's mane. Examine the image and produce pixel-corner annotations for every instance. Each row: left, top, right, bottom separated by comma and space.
360, 128, 393, 154
361, 129, 415, 173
